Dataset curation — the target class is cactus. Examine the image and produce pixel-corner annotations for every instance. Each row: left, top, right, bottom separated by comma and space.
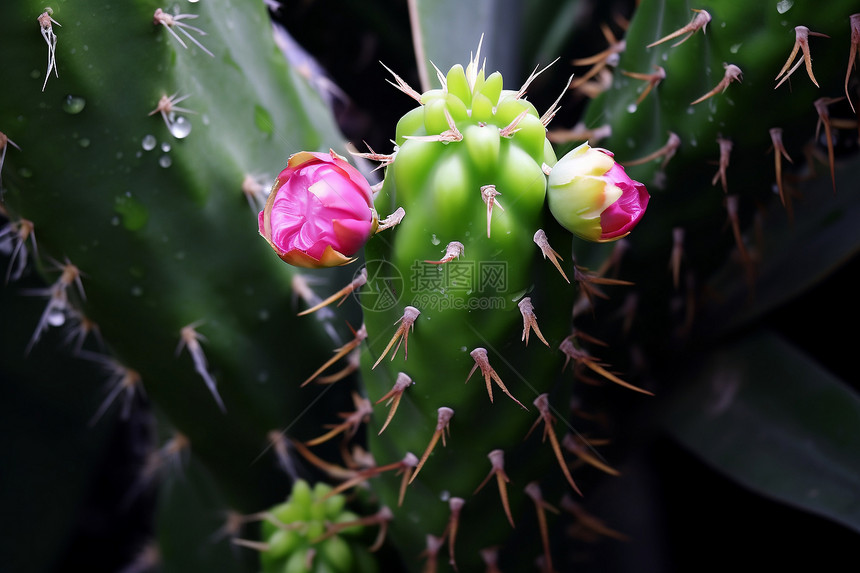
3, 0, 859, 572
0, 1, 372, 571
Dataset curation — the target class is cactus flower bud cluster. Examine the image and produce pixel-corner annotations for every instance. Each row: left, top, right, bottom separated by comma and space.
547, 142, 650, 242
256, 480, 377, 573
258, 150, 377, 268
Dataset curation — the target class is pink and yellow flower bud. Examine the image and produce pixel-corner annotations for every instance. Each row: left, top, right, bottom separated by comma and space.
259, 150, 377, 268
547, 142, 649, 242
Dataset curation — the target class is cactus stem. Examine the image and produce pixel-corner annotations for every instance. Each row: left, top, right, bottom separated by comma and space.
480, 185, 504, 238
442, 497, 465, 570
305, 391, 373, 447
313, 506, 394, 552
376, 207, 406, 232
287, 436, 357, 481
1, 216, 36, 283
298, 268, 367, 316
621, 65, 666, 107
37, 10, 61, 92
241, 173, 271, 213
561, 433, 620, 477
409, 406, 455, 484
375, 372, 415, 434
473, 449, 515, 528
774, 26, 830, 89
518, 297, 550, 348
466, 347, 527, 410
524, 481, 559, 573
148, 92, 197, 131
711, 137, 733, 194
769, 128, 794, 210
301, 323, 367, 386
528, 394, 583, 496
177, 321, 226, 412
425, 241, 464, 265
371, 306, 420, 369
515, 58, 561, 101
847, 15, 860, 112
533, 230, 570, 284
691, 63, 743, 106
404, 108, 462, 143
624, 131, 680, 169
560, 495, 629, 542
646, 8, 711, 49
380, 61, 423, 103
813, 97, 843, 193
153, 8, 214, 58
670, 227, 685, 290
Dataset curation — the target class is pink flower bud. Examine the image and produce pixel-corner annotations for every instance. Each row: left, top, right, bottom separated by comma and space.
259, 150, 377, 268
547, 142, 649, 242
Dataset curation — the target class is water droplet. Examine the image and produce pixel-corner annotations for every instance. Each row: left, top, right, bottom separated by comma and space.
202, 114, 210, 126
141, 134, 157, 151
110, 216, 120, 226
160, 142, 171, 153
729, 43, 742, 54
169, 116, 192, 139
62, 95, 86, 114
776, 0, 793, 14
47, 308, 66, 327
78, 138, 90, 148
258, 309, 270, 321
626, 103, 638, 114
131, 286, 143, 296
431, 234, 440, 245
158, 155, 172, 168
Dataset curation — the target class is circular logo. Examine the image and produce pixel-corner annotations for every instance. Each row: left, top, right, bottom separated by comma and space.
355, 259, 404, 312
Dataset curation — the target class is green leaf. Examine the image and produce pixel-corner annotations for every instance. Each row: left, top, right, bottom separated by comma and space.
408, 0, 525, 90
662, 329, 860, 533
703, 154, 860, 336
